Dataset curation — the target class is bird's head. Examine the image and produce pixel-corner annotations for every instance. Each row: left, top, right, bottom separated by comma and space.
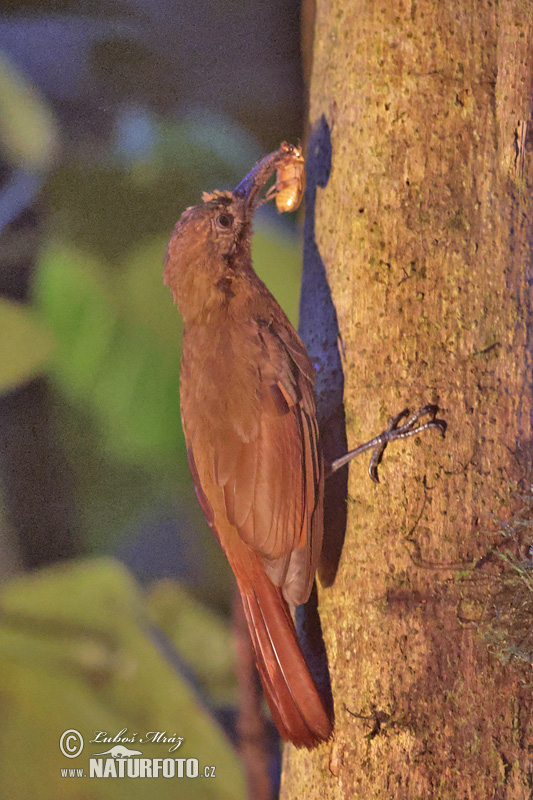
164, 144, 292, 323
163, 190, 251, 322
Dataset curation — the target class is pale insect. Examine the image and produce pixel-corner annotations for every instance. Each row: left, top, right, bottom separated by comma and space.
266, 142, 305, 213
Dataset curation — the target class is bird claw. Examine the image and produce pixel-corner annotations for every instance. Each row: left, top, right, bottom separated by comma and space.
368, 404, 446, 483
328, 404, 446, 482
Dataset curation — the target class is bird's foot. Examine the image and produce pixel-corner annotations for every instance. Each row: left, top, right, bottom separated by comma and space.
328, 404, 446, 483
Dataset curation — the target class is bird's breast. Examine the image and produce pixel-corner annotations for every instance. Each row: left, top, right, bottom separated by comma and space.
180, 319, 263, 445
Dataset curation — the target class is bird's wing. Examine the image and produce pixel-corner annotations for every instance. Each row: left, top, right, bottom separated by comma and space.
215, 318, 323, 604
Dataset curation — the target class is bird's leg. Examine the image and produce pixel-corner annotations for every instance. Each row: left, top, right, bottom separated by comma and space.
328, 404, 446, 483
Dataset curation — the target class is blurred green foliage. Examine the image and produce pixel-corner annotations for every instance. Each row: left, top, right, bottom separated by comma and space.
0, 51, 58, 170
0, 296, 54, 394
34, 239, 184, 467
148, 580, 237, 704
0, 558, 245, 799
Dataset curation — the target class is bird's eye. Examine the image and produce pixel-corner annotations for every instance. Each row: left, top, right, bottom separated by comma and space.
216, 213, 234, 230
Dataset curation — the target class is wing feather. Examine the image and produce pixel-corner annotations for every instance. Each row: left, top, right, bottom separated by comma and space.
186, 315, 323, 606
231, 320, 323, 604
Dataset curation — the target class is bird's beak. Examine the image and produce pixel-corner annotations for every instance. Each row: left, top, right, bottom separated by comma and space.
233, 145, 287, 213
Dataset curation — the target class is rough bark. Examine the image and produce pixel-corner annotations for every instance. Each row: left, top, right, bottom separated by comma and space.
282, 1, 533, 798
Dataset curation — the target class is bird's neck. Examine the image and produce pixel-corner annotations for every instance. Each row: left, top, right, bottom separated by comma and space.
165, 237, 254, 327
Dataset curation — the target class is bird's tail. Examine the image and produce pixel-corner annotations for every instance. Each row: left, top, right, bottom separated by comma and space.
235, 556, 332, 749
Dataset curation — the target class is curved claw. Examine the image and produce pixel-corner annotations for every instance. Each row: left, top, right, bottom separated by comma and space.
329, 403, 447, 482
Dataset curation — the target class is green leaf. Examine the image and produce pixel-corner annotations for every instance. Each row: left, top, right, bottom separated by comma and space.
0, 53, 58, 170
0, 297, 54, 394
148, 581, 236, 704
33, 240, 184, 466
119, 236, 181, 347
0, 558, 246, 800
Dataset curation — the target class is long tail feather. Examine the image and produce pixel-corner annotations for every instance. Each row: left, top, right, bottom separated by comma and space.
236, 561, 332, 749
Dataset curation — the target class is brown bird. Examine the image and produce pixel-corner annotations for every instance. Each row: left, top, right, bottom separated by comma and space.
164, 143, 445, 749
164, 144, 332, 748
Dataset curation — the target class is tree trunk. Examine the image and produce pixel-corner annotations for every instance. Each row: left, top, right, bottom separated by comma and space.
282, 1, 533, 797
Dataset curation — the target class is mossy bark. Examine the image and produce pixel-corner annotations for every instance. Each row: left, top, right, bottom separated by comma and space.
282, 1, 533, 798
